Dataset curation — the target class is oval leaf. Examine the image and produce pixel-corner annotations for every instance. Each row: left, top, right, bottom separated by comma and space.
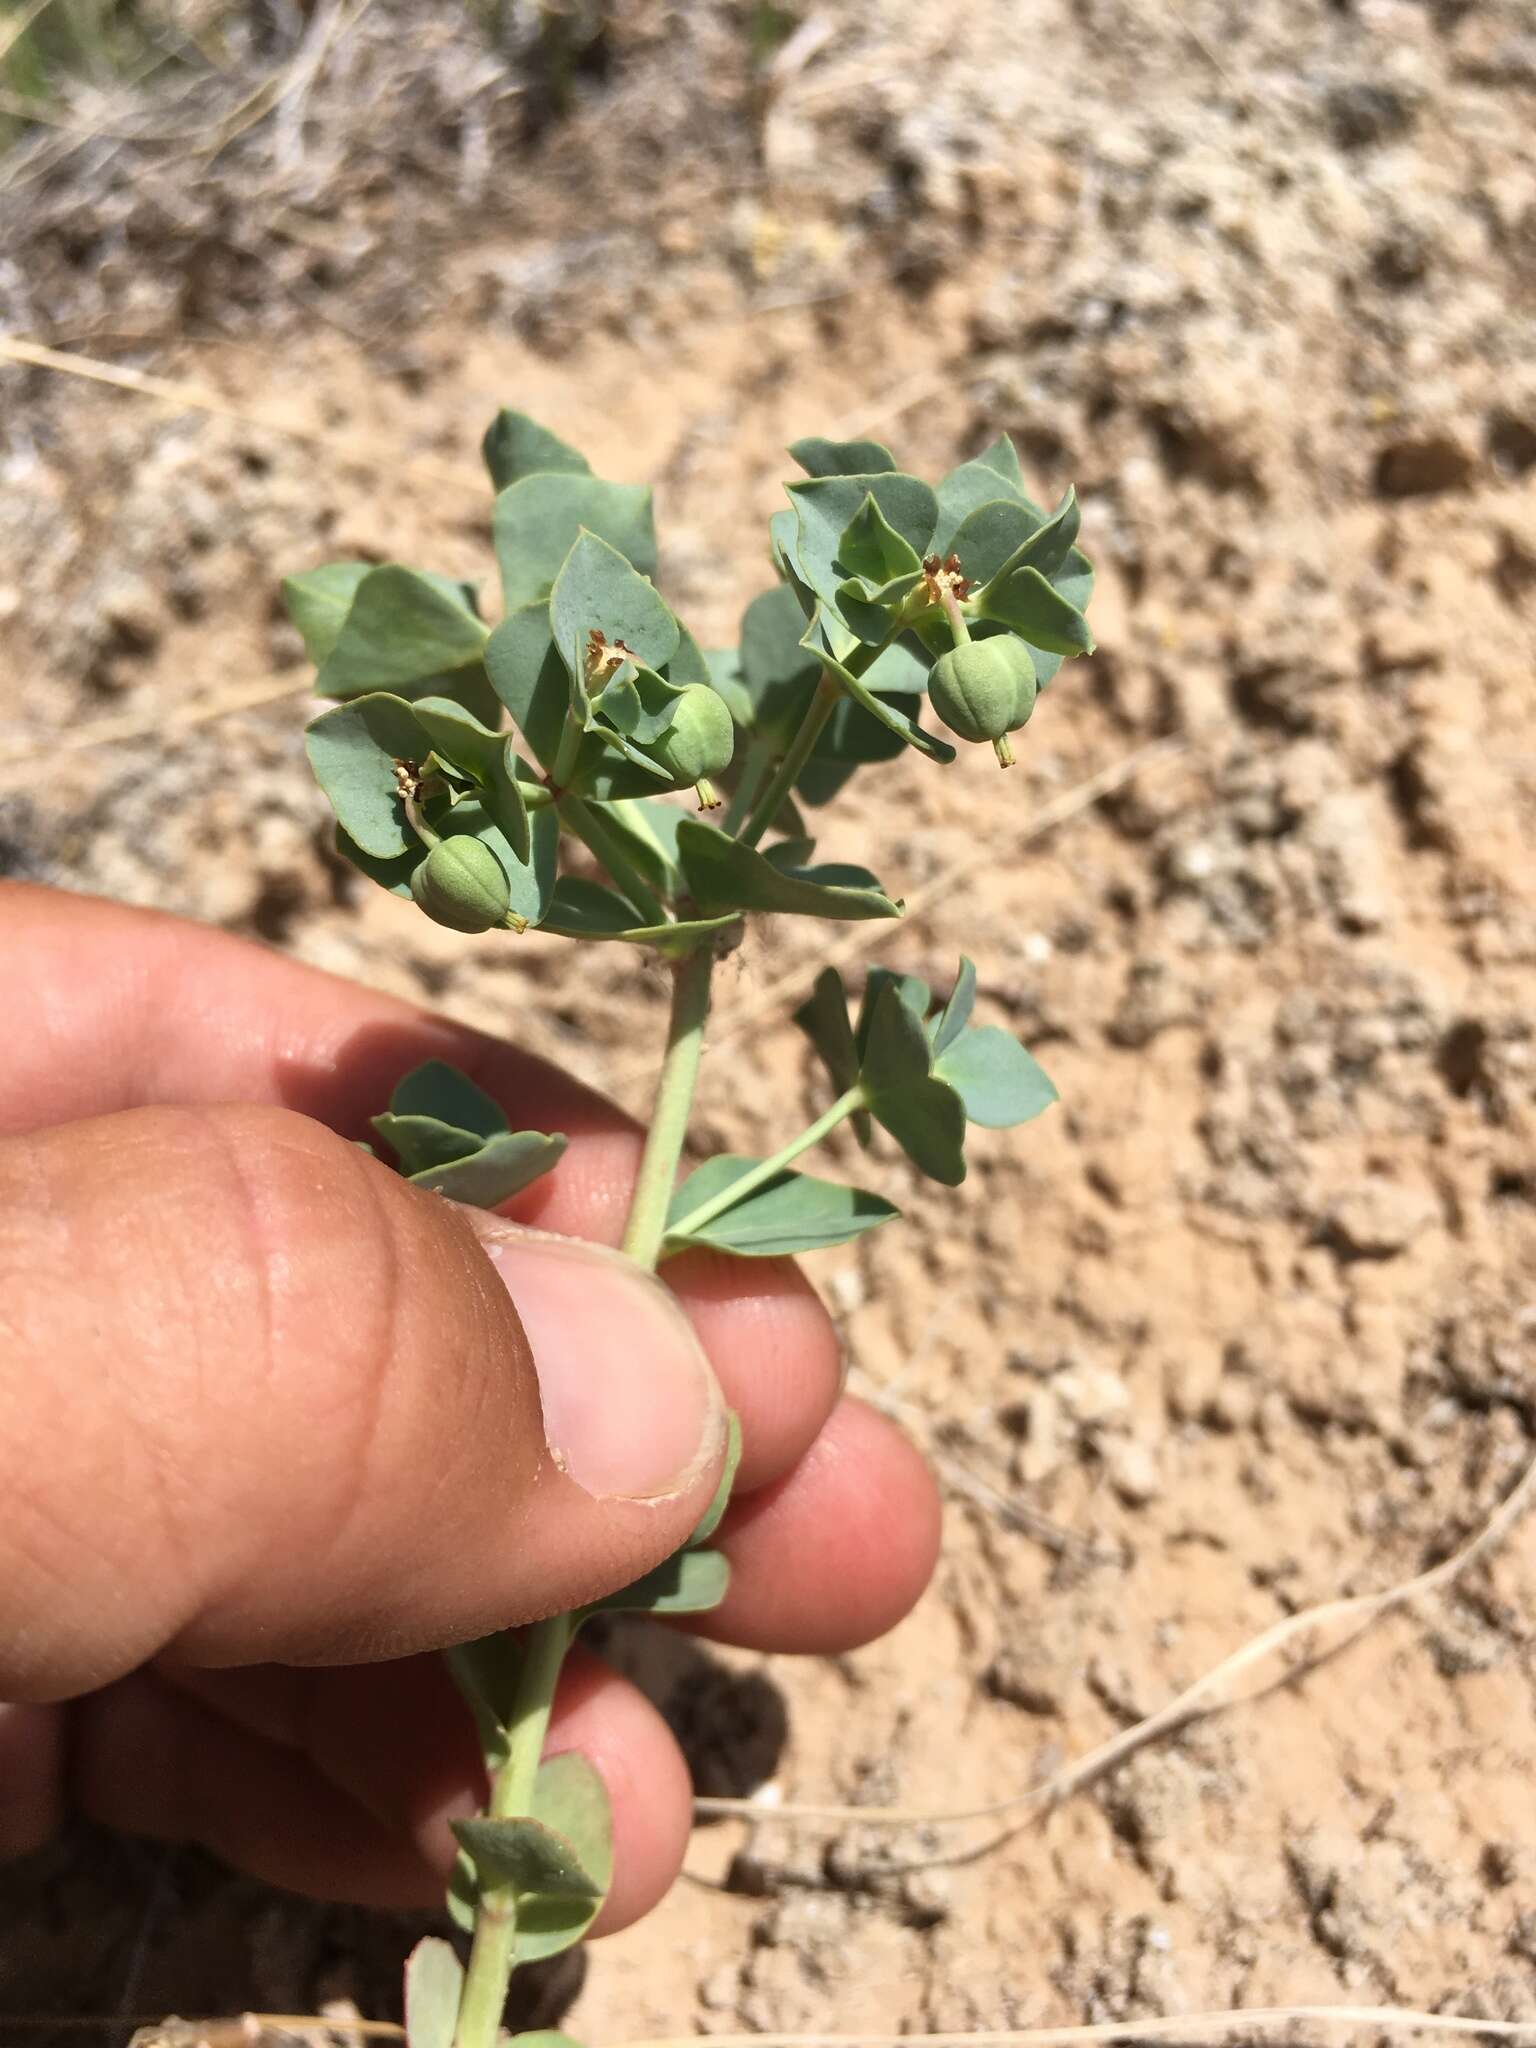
305, 694, 431, 858
550, 529, 681, 681
407, 1130, 567, 1207
789, 435, 898, 478
404, 1938, 463, 2048
663, 1156, 899, 1258
676, 819, 900, 922
482, 409, 592, 490
451, 1814, 602, 1900
934, 1026, 1059, 1129
315, 567, 488, 699
493, 473, 656, 609
282, 562, 371, 666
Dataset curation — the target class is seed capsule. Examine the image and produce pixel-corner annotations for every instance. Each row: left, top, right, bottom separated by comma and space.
648, 684, 735, 790
928, 637, 1038, 751
410, 836, 512, 932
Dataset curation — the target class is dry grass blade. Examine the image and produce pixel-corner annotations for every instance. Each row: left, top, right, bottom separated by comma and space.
6, 678, 311, 772
0, 0, 60, 66
0, 336, 484, 493
694, 1442, 1536, 1826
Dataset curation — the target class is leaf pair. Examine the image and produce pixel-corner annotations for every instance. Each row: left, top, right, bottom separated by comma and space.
370, 1062, 566, 1208
797, 958, 1059, 1186
483, 408, 658, 611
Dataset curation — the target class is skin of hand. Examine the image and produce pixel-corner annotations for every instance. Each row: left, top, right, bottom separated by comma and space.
0, 882, 941, 1934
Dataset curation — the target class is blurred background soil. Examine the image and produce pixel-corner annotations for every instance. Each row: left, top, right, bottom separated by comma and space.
2, 0, 1536, 2038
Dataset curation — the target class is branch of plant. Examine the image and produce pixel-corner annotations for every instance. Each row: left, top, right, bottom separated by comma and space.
452, 1613, 573, 2048
559, 794, 671, 927
661, 1085, 864, 1247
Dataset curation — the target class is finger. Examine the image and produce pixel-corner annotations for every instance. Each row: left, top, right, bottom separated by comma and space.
76, 1650, 692, 1930
2, 884, 843, 1492
0, 1104, 724, 1700
700, 1397, 943, 1654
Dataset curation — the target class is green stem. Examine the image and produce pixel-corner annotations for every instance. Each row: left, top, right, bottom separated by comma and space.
721, 734, 773, 835
560, 795, 670, 928
940, 585, 972, 647
736, 670, 840, 850
662, 1085, 864, 1248
619, 945, 714, 1271
452, 1613, 573, 2048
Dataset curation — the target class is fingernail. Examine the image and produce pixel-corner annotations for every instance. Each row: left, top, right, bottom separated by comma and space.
472, 1225, 725, 1501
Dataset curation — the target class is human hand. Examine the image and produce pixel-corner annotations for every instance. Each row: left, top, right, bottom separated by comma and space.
0, 883, 940, 1932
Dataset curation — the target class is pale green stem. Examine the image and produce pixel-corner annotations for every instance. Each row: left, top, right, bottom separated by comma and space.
721, 734, 773, 835
736, 671, 840, 851
940, 585, 972, 646
452, 1613, 573, 2048
661, 1085, 864, 1248
560, 794, 670, 928
619, 945, 715, 1270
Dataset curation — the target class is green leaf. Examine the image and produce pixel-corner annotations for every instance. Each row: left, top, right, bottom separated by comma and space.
931, 957, 977, 1055
837, 492, 923, 587
451, 1814, 602, 1900
408, 1130, 568, 1207
800, 612, 955, 765
281, 562, 371, 666
663, 1156, 898, 1258
932, 449, 1045, 556
305, 694, 431, 858
984, 486, 1082, 586
371, 1111, 484, 1176
703, 645, 753, 727
333, 827, 419, 899
946, 499, 1043, 588
550, 529, 681, 682
412, 699, 531, 864
687, 1411, 742, 1547
493, 473, 656, 609
786, 473, 939, 616
788, 435, 897, 478
507, 2034, 586, 2048
738, 583, 822, 736
583, 1545, 730, 1618
934, 1026, 1058, 1129
541, 876, 738, 954
404, 1938, 463, 2048
794, 965, 860, 1096
597, 797, 686, 900
482, 409, 592, 491
973, 430, 1027, 491
449, 1753, 614, 1964
485, 603, 571, 771
314, 567, 488, 699
676, 819, 900, 922
973, 565, 1094, 656
860, 982, 967, 1186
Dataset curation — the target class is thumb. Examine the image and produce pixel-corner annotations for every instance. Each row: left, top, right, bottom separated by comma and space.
0, 1103, 725, 1701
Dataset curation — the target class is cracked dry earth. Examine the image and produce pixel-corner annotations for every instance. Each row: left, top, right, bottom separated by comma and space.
2, 0, 1536, 2039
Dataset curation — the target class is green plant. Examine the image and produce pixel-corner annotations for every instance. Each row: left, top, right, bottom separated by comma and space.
287, 413, 1094, 2048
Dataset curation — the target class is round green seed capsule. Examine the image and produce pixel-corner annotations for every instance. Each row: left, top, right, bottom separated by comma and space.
648, 684, 735, 788
410, 836, 512, 932
928, 637, 1038, 747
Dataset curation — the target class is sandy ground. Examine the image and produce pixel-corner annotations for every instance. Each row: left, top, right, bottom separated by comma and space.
2, 0, 1536, 2038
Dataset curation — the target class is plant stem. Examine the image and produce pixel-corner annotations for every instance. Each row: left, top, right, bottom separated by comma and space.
662, 1085, 864, 1246
736, 670, 840, 850
620, 945, 715, 1271
453, 1613, 573, 2048
560, 795, 670, 927
721, 734, 772, 835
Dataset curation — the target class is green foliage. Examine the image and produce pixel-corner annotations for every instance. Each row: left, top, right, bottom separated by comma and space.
448, 1753, 614, 1962
663, 1156, 898, 1257
370, 1061, 566, 1208
285, 411, 1096, 2048
404, 1939, 463, 2048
